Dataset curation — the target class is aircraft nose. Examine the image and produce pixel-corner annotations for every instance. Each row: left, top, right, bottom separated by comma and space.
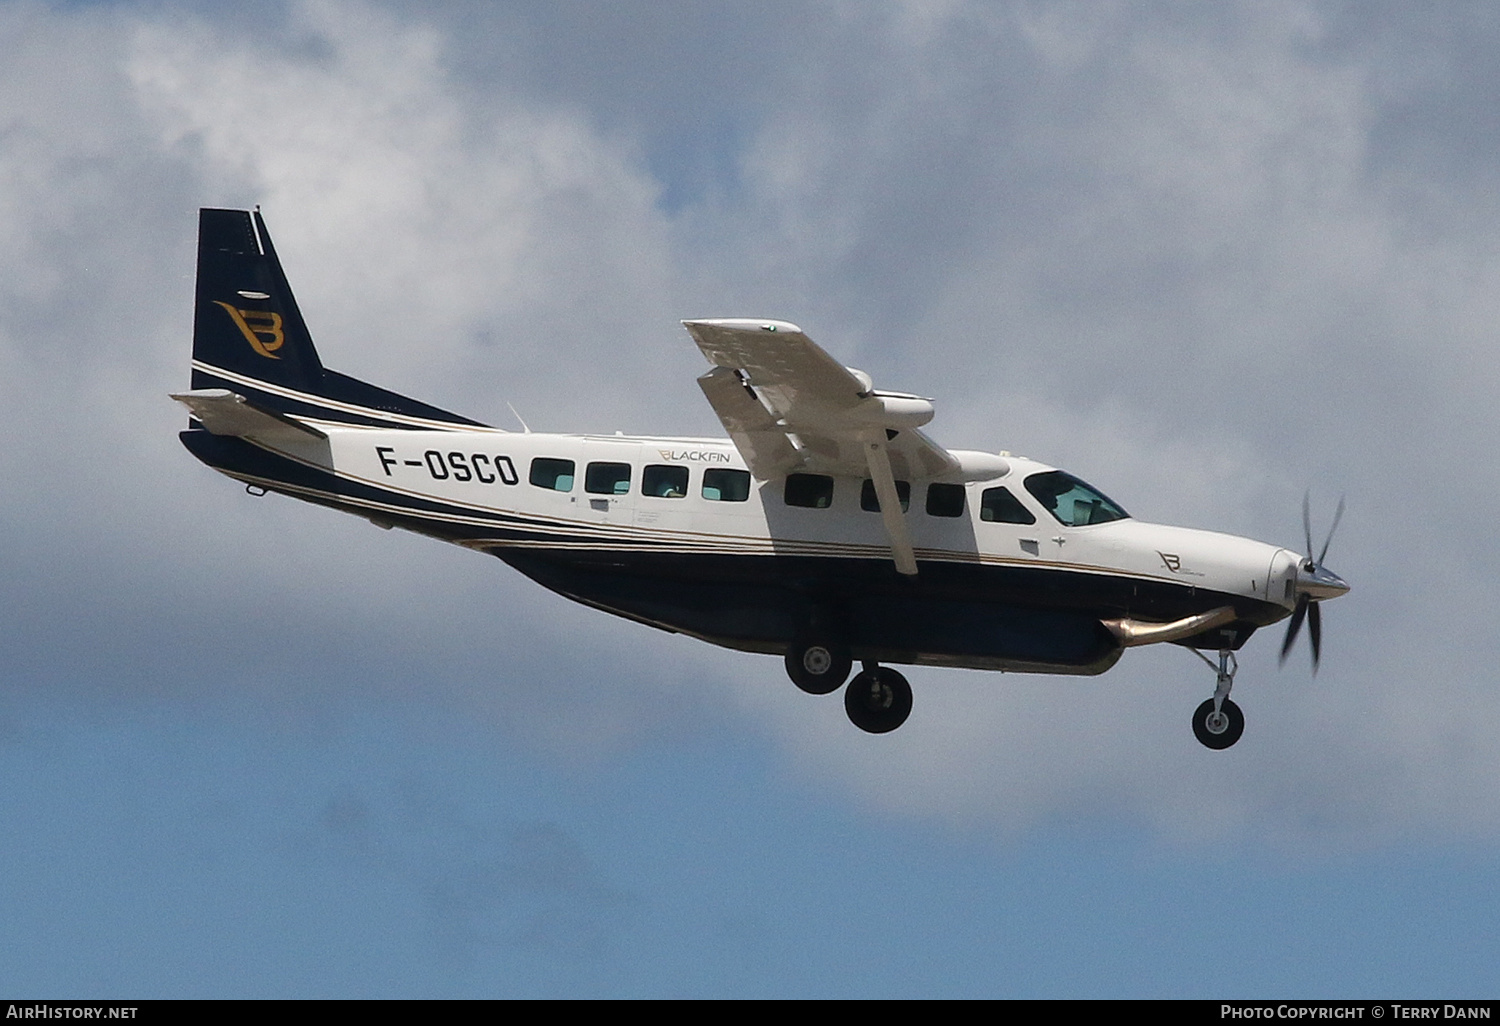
1298, 563, 1349, 602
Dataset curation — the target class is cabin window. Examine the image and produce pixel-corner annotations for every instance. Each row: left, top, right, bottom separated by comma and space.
979, 486, 1036, 525
860, 479, 911, 513
585, 461, 632, 495
1024, 470, 1129, 526
702, 468, 751, 502
926, 483, 965, 518
784, 473, 834, 509
529, 457, 575, 492
642, 464, 689, 498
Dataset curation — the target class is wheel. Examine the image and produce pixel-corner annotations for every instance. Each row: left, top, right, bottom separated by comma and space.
844, 667, 913, 734
784, 636, 852, 695
1192, 698, 1244, 750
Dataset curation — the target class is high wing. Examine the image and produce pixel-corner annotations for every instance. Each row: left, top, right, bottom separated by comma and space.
684, 318, 963, 575
685, 319, 958, 481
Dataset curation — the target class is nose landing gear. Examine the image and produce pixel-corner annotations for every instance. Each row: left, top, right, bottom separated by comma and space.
1193, 697, 1244, 749
1190, 648, 1244, 750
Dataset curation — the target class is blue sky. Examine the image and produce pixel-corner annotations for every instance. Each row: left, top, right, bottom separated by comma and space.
2, 0, 1499, 997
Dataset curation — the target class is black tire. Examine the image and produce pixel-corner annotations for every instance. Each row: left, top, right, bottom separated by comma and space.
844, 667, 913, 734
784, 637, 852, 695
1192, 698, 1244, 750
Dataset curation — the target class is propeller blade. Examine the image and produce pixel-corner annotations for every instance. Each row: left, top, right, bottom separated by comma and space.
1280, 595, 1308, 665
1286, 495, 1342, 673
1317, 496, 1346, 567
1302, 492, 1313, 562
1308, 599, 1322, 673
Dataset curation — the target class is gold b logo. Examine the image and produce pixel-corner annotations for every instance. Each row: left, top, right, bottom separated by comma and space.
215, 301, 285, 359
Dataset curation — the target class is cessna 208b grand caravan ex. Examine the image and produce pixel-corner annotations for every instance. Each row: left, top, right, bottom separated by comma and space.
175, 208, 1350, 746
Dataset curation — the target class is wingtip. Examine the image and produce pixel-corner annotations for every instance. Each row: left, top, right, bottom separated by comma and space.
682, 318, 804, 335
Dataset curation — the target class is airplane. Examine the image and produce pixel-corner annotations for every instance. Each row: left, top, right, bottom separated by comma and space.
174, 208, 1350, 747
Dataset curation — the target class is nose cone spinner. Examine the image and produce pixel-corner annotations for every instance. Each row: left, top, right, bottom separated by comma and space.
1298, 562, 1350, 602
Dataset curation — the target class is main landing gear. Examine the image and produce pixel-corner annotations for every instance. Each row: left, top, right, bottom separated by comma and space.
844, 663, 913, 734
784, 638, 912, 734
784, 634, 851, 696
1190, 648, 1244, 750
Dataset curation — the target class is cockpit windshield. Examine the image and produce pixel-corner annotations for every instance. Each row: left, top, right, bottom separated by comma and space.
1024, 470, 1130, 527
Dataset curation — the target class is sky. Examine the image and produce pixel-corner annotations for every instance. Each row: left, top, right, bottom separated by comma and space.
1, 0, 1498, 998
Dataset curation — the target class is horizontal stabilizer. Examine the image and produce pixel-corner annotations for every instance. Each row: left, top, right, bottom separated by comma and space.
171, 389, 326, 443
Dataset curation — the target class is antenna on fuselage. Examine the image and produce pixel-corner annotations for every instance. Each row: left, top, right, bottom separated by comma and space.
505, 402, 531, 433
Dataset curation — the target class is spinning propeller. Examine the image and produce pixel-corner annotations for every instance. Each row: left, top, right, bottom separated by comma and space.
1279, 494, 1350, 673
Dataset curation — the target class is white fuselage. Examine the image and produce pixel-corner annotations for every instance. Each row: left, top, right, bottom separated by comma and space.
256, 421, 1301, 617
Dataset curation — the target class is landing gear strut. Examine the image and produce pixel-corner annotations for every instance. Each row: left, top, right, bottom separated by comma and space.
844, 663, 912, 734
1190, 648, 1244, 750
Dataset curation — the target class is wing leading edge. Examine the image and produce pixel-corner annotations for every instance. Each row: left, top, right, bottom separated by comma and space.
684, 318, 973, 576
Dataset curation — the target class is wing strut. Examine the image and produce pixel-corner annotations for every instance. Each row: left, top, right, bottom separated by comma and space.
863, 431, 918, 576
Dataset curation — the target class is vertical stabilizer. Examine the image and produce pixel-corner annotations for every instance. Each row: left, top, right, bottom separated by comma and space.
192, 208, 325, 392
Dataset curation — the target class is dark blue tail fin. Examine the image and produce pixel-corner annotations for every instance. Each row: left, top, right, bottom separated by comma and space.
190, 208, 485, 429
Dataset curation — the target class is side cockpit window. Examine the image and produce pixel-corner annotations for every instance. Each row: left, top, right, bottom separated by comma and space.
529, 457, 575, 492
979, 486, 1036, 525
1024, 470, 1129, 526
